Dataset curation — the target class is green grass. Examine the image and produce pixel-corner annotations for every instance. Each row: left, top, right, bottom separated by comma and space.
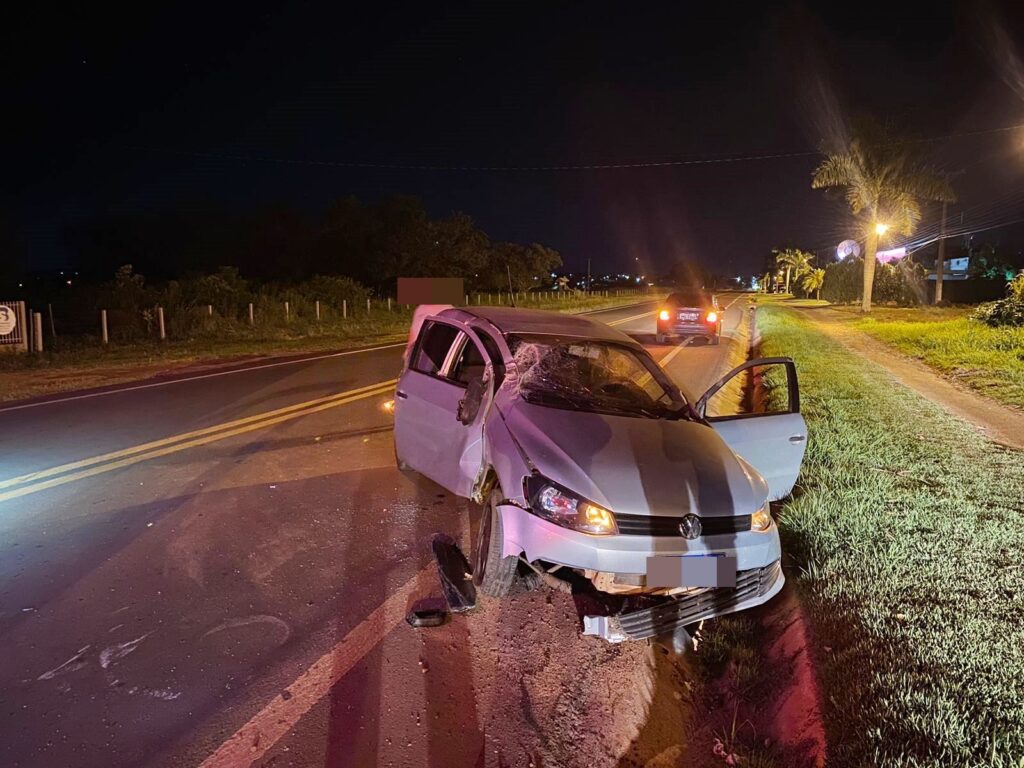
0, 292, 662, 401
848, 306, 1024, 410
759, 306, 1024, 767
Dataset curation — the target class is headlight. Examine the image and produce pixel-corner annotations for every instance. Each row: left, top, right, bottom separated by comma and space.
525, 476, 618, 535
751, 502, 773, 532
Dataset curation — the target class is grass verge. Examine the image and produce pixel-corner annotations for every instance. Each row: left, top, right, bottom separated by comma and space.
846, 306, 1024, 410
0, 293, 663, 402
760, 305, 1024, 767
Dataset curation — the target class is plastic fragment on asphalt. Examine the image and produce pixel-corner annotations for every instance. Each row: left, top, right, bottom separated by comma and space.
406, 597, 449, 628
581, 615, 628, 643
431, 534, 476, 612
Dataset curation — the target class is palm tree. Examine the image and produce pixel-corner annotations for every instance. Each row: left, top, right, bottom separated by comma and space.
812, 120, 954, 313
802, 268, 826, 300
773, 248, 813, 295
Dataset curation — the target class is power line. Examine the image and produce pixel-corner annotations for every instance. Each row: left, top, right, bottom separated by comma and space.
129, 119, 1024, 174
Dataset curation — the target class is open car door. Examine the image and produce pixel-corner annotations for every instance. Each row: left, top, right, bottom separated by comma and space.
394, 316, 494, 498
695, 357, 807, 501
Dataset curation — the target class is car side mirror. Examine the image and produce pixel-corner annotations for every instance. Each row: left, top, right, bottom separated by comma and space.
457, 377, 486, 425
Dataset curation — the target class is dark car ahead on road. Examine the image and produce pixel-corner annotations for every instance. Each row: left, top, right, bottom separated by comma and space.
656, 289, 721, 345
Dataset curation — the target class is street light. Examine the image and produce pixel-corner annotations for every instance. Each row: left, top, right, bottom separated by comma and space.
875, 222, 889, 236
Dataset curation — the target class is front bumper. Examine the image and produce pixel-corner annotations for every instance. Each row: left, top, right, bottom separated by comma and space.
499, 503, 781, 576
582, 559, 784, 642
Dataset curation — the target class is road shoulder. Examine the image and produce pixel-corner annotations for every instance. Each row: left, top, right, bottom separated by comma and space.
799, 307, 1024, 451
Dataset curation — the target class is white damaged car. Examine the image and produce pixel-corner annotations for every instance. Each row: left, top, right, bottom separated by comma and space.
394, 305, 807, 642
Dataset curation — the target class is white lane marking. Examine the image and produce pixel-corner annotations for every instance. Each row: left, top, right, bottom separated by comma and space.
0, 301, 655, 414
658, 336, 696, 369
0, 342, 407, 414
198, 564, 433, 768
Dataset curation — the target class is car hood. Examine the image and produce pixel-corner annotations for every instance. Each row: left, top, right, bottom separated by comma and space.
501, 400, 767, 518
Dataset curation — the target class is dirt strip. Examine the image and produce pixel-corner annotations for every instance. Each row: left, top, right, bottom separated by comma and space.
800, 308, 1024, 451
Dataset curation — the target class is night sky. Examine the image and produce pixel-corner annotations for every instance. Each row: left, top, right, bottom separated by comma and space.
8, 1, 1024, 277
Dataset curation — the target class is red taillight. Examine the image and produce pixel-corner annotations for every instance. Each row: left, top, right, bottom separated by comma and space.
658, 309, 671, 321
705, 311, 718, 324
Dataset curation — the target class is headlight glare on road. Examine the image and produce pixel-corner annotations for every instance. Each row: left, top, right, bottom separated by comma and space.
751, 502, 773, 531
529, 478, 618, 535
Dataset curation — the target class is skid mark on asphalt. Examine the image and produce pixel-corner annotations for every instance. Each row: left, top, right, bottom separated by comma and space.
202, 615, 292, 644
99, 632, 152, 669
36, 645, 91, 681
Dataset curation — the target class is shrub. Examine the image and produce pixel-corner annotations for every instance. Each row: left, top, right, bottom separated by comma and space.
971, 272, 1024, 327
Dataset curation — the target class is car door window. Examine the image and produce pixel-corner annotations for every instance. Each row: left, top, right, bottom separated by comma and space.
449, 334, 488, 387
412, 321, 461, 376
698, 359, 799, 420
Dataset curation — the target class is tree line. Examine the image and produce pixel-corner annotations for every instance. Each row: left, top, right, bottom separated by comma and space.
59, 195, 562, 293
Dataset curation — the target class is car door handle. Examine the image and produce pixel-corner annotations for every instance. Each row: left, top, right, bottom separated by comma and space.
395, 390, 408, 399
789, 434, 806, 444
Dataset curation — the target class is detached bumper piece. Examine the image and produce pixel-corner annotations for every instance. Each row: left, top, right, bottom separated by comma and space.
582, 560, 782, 643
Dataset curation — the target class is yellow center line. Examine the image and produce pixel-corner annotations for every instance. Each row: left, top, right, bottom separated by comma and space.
0, 380, 397, 504
607, 309, 656, 326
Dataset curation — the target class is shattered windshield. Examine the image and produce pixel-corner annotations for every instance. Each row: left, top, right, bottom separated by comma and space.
507, 335, 688, 419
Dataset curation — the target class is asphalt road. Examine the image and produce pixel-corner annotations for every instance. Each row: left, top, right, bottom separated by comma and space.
0, 295, 751, 768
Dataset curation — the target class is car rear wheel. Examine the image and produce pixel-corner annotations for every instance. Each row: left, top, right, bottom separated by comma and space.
655, 333, 667, 344
473, 488, 518, 596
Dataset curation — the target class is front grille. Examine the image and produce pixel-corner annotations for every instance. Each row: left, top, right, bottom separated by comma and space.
616, 560, 782, 640
616, 513, 751, 537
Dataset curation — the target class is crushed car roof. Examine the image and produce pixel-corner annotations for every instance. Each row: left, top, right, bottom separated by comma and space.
451, 306, 640, 344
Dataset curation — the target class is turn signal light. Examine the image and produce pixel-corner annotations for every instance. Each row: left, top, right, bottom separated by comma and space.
705, 311, 718, 323
658, 309, 671, 321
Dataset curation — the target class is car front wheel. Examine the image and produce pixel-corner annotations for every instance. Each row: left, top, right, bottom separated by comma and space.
473, 488, 519, 596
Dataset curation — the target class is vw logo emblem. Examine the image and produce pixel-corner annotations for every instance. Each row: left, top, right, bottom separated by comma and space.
679, 514, 702, 540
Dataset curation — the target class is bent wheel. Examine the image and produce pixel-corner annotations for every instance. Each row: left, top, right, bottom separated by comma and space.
473, 489, 519, 596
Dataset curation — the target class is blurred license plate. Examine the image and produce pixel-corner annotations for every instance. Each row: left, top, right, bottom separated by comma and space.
679, 311, 699, 321
646, 555, 737, 588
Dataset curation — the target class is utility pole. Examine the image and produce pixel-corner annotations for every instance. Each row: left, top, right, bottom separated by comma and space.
935, 200, 948, 305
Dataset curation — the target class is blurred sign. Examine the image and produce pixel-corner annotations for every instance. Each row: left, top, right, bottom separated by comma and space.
397, 278, 464, 306
0, 305, 16, 335
0, 301, 28, 352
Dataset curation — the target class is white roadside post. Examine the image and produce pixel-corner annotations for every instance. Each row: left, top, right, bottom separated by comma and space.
33, 312, 43, 353
315, 300, 321, 321
101, 310, 109, 344
366, 298, 371, 314
207, 304, 213, 316
284, 301, 290, 322
248, 302, 255, 326
387, 297, 392, 312
343, 299, 347, 319
157, 307, 166, 340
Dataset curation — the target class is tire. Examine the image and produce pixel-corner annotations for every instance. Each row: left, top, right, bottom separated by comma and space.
473, 488, 519, 596
655, 333, 667, 344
